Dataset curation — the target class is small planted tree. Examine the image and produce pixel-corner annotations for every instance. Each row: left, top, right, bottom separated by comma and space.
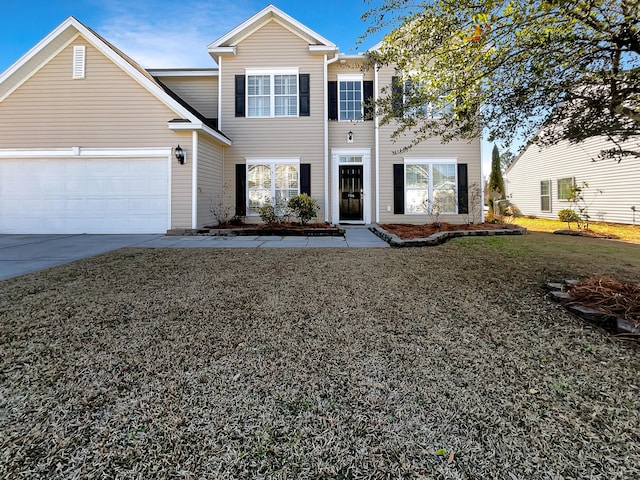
567, 182, 603, 231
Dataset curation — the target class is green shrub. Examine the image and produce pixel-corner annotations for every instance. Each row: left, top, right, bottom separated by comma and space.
287, 194, 319, 225
258, 202, 278, 227
558, 208, 580, 228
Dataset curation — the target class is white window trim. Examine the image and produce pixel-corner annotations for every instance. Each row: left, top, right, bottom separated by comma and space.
403, 158, 458, 215
557, 176, 575, 201
402, 73, 453, 119
245, 68, 300, 118
246, 158, 301, 216
540, 179, 552, 212
337, 74, 364, 122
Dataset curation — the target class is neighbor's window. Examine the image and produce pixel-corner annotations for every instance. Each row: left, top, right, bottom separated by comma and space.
247, 161, 299, 214
405, 161, 457, 214
247, 70, 298, 118
338, 75, 363, 121
540, 180, 551, 211
557, 177, 574, 200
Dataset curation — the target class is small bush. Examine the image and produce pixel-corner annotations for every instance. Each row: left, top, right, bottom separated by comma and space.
288, 194, 319, 225
258, 202, 279, 227
558, 208, 581, 228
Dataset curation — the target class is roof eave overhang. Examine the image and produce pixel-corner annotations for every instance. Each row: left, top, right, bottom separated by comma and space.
207, 46, 237, 59
167, 121, 232, 146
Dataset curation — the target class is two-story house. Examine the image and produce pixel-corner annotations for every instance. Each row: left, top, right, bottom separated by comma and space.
0, 5, 482, 234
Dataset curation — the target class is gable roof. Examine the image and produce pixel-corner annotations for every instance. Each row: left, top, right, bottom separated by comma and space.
208, 4, 337, 56
0, 17, 231, 146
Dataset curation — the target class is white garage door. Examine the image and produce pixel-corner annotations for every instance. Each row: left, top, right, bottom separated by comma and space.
0, 157, 169, 234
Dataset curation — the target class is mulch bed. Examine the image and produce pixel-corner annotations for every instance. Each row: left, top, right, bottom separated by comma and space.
570, 277, 640, 327
381, 222, 521, 240
171, 222, 344, 237
554, 229, 620, 239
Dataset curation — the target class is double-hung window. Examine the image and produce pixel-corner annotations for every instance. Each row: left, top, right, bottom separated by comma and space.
246, 69, 298, 118
395, 75, 454, 118
247, 159, 299, 214
405, 160, 457, 214
540, 180, 551, 211
338, 74, 363, 121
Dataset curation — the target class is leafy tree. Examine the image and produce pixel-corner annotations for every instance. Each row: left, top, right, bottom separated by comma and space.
499, 150, 515, 171
488, 144, 505, 198
365, 0, 640, 160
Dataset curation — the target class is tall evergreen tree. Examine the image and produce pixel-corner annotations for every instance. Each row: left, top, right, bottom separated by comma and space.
488, 144, 505, 204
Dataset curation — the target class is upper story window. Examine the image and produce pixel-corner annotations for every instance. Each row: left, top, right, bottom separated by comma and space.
246, 69, 299, 118
338, 75, 363, 121
393, 76, 454, 118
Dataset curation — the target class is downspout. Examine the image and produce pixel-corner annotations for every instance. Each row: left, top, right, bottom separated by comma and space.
374, 63, 380, 224
480, 140, 485, 223
325, 51, 340, 223
192, 130, 199, 229
217, 57, 223, 131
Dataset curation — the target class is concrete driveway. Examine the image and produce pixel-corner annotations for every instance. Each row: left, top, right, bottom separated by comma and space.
0, 234, 163, 281
0, 228, 388, 280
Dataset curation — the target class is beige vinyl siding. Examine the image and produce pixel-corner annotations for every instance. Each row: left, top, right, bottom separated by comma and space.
328, 61, 376, 220
220, 21, 326, 222
0, 39, 183, 148
157, 76, 219, 118
0, 37, 197, 230
506, 136, 640, 225
375, 66, 482, 224
197, 135, 225, 227
171, 132, 194, 229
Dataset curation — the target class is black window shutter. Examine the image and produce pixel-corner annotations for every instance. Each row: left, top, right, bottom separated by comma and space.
392, 76, 403, 118
328, 81, 338, 120
300, 164, 311, 196
393, 164, 404, 214
363, 80, 374, 121
457, 163, 469, 215
235, 75, 245, 117
235, 164, 246, 216
299, 74, 310, 117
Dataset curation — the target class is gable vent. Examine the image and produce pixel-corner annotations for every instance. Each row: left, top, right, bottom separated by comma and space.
73, 45, 86, 79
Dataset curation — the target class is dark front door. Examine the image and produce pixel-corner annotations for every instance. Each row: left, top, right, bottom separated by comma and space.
339, 165, 363, 221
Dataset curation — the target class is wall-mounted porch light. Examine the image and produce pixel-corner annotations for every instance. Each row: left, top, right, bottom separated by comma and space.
175, 144, 185, 164
347, 131, 354, 143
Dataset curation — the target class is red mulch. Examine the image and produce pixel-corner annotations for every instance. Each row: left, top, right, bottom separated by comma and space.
208, 222, 334, 230
380, 222, 520, 240
570, 277, 640, 327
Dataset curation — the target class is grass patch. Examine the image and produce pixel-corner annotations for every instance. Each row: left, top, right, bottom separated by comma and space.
454, 231, 640, 281
1, 236, 639, 478
512, 216, 640, 243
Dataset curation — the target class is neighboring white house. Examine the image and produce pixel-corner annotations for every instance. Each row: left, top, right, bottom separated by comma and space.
505, 135, 640, 225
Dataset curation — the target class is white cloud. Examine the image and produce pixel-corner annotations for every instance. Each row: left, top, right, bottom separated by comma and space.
96, 0, 253, 68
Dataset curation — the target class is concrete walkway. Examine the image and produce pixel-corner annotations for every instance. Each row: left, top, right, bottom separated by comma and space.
0, 227, 387, 280
143, 226, 389, 249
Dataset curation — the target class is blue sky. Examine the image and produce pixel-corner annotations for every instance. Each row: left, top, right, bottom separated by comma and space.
0, 0, 499, 170
0, 1, 383, 72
